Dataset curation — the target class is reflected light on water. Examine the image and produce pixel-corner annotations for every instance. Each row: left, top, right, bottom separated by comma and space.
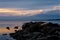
0, 27, 22, 34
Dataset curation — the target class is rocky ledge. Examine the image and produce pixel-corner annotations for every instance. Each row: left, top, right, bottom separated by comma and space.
9, 22, 60, 40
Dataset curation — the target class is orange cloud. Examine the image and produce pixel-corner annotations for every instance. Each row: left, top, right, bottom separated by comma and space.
0, 8, 44, 16
0, 6, 60, 16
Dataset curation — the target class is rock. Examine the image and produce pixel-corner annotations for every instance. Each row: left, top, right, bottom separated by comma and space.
9, 22, 60, 40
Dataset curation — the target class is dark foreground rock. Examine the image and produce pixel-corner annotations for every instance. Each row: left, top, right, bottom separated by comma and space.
9, 22, 60, 40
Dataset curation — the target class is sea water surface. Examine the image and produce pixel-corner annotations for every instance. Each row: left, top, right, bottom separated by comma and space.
0, 21, 60, 34
0, 21, 60, 40
0, 21, 60, 27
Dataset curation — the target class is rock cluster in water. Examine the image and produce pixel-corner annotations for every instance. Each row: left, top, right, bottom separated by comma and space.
9, 22, 60, 40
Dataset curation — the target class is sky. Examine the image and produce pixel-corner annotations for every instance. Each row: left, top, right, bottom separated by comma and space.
0, 0, 60, 16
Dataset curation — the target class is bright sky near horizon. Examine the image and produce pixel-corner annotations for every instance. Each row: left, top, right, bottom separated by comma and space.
0, 0, 60, 16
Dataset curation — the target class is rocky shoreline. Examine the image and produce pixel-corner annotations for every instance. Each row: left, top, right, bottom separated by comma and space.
9, 22, 60, 40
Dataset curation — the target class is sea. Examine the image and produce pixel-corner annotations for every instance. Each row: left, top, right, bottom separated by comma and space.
0, 21, 60, 28
0, 21, 59, 34
0, 21, 60, 40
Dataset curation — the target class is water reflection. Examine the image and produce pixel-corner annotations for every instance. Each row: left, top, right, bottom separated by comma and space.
0, 21, 60, 34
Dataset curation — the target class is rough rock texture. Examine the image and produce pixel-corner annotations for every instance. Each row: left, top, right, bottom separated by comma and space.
10, 22, 60, 40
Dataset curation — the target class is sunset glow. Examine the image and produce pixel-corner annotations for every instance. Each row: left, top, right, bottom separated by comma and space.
0, 27, 22, 34
0, 8, 44, 16
0, 6, 60, 16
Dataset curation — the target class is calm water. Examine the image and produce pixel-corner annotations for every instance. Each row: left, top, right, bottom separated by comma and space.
0, 21, 60, 34
0, 21, 26, 27
0, 21, 60, 27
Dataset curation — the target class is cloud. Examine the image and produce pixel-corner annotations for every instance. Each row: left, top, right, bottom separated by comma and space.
53, 6, 60, 10
0, 8, 44, 16
0, 6, 60, 16
43, 6, 60, 12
